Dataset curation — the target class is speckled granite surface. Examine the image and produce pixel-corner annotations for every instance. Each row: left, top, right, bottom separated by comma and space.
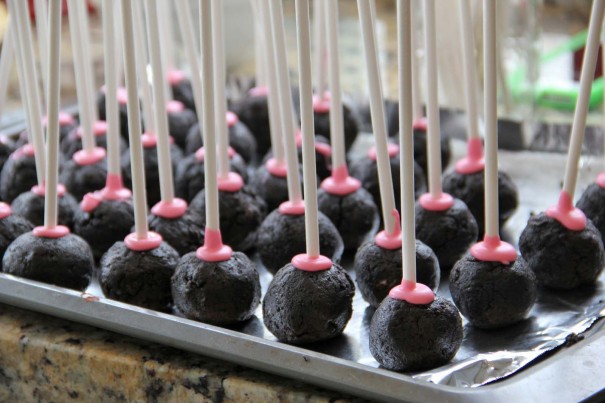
0, 303, 366, 402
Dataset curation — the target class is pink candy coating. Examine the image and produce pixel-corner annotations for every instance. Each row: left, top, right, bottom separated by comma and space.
43, 112, 76, 127
295, 130, 332, 158
374, 209, 402, 250
195, 146, 236, 162
455, 137, 485, 174
124, 231, 163, 251
389, 281, 435, 305
226, 111, 239, 128
320, 165, 361, 196
31, 183, 67, 197
413, 118, 428, 132
80, 174, 132, 213
597, 172, 605, 189
0, 202, 12, 219
75, 121, 108, 139
151, 198, 188, 219
470, 235, 518, 264
166, 100, 185, 114
367, 143, 399, 161
196, 228, 233, 262
248, 86, 268, 97
33, 225, 70, 239
265, 158, 288, 178
116, 87, 128, 105
418, 192, 455, 212
167, 69, 187, 85
141, 132, 158, 148
80, 193, 103, 212
312, 94, 331, 113
278, 200, 305, 216
291, 253, 333, 271
546, 190, 587, 231
12, 144, 36, 160
73, 147, 106, 166
217, 172, 244, 192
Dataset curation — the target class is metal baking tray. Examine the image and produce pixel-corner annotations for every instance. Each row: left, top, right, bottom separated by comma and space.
1, 124, 605, 401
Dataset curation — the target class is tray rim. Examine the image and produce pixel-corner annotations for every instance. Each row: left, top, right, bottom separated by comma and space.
0, 273, 603, 403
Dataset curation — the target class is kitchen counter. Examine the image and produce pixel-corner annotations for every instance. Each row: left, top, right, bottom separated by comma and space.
0, 303, 365, 402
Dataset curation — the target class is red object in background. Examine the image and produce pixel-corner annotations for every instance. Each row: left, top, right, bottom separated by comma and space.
25, 0, 97, 20
573, 44, 603, 81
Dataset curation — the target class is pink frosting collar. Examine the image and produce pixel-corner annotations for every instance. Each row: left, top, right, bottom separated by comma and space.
218, 172, 244, 192
546, 190, 587, 231
389, 281, 435, 305
470, 235, 517, 264
313, 94, 331, 114
279, 200, 305, 216
266, 158, 288, 178
596, 172, 605, 189
291, 253, 332, 271
195, 146, 236, 162
248, 86, 268, 97
0, 202, 12, 219
418, 192, 455, 212
151, 198, 188, 219
167, 69, 187, 85
374, 209, 402, 250
455, 137, 485, 174
73, 147, 106, 166
368, 143, 399, 161
226, 111, 239, 128
197, 228, 233, 262
33, 225, 70, 239
31, 183, 67, 197
320, 165, 361, 196
124, 231, 163, 251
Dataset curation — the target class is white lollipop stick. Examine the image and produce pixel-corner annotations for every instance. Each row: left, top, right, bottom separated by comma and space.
200, 0, 219, 232
269, 0, 303, 204
11, 0, 46, 185
67, 0, 96, 153
75, 0, 98, 123
34, 0, 49, 106
459, 0, 479, 140
11, 22, 34, 145
132, 0, 155, 136
44, 0, 61, 230
211, 1, 231, 179
0, 22, 15, 125
144, 0, 175, 203
561, 1, 605, 202
422, 0, 444, 198
120, 0, 150, 239
103, 0, 121, 177
250, 0, 266, 88
314, 0, 327, 100
157, 0, 175, 101
260, 1, 285, 164
410, 15, 423, 123
398, 0, 416, 285
175, 2, 203, 121
357, 0, 397, 235
114, 2, 125, 88
295, 0, 320, 257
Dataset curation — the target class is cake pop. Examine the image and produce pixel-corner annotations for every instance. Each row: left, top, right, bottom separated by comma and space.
450, 0, 536, 330
172, 1, 260, 326
0, 145, 39, 203
414, 1, 477, 270
576, 179, 605, 242
442, 0, 518, 235
316, 0, 378, 251
369, 1, 462, 372
0, 203, 34, 270
519, 1, 605, 290
3, 0, 94, 291
60, 0, 108, 201
263, 0, 353, 344
187, 0, 266, 253
100, 0, 179, 312
74, 0, 134, 260
255, 0, 343, 273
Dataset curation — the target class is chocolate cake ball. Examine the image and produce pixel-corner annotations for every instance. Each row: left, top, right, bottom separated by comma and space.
369, 296, 463, 371
172, 78, 196, 112
97, 91, 131, 140
0, 135, 17, 174
317, 187, 379, 250
231, 93, 271, 157
350, 152, 427, 213
450, 253, 536, 329
519, 213, 605, 289
577, 183, 605, 242
59, 159, 108, 201
0, 151, 38, 203
60, 126, 127, 160
172, 251, 261, 326
443, 169, 518, 235
409, 126, 451, 174
313, 103, 359, 151
11, 190, 79, 229
415, 198, 478, 270
168, 108, 197, 151
175, 152, 248, 202
99, 241, 180, 312
263, 263, 355, 344
0, 213, 34, 269
148, 211, 204, 256
185, 121, 257, 164
121, 143, 183, 207
3, 232, 94, 291
256, 210, 344, 274
354, 240, 441, 308
190, 186, 266, 252
249, 164, 290, 213
73, 199, 135, 260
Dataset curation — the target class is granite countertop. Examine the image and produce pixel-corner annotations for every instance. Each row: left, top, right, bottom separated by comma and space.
0, 303, 366, 402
